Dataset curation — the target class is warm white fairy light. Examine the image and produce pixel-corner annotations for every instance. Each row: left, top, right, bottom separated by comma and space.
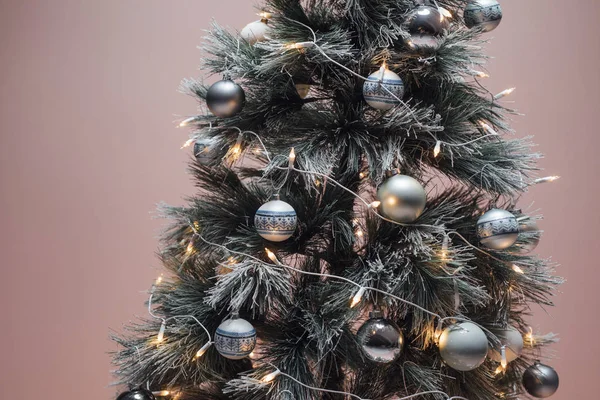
258, 11, 272, 20
434, 140, 442, 158
265, 248, 280, 264
500, 346, 508, 370
157, 320, 167, 343
512, 264, 525, 274
153, 390, 171, 397
193, 342, 213, 360
288, 148, 296, 168
438, 6, 453, 19
181, 138, 195, 149
534, 176, 561, 184
469, 70, 490, 78
479, 121, 498, 135
526, 327, 535, 346
494, 87, 516, 100
359, 172, 366, 179
178, 116, 198, 128
185, 241, 195, 256
350, 287, 367, 308
369, 200, 381, 209
262, 369, 282, 383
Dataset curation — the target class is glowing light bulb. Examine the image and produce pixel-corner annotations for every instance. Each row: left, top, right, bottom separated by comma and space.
359, 172, 366, 179
434, 141, 442, 158
534, 176, 561, 184
262, 370, 281, 383
265, 248, 279, 264
288, 148, 296, 168
500, 346, 508, 370
154, 390, 171, 397
181, 138, 195, 149
512, 264, 524, 274
439, 7, 452, 19
193, 342, 213, 360
258, 11, 272, 20
369, 201, 381, 209
355, 228, 364, 238
178, 116, 198, 127
494, 87, 516, 100
350, 287, 367, 308
479, 121, 498, 135
157, 321, 167, 343
186, 241, 195, 255
526, 327, 535, 346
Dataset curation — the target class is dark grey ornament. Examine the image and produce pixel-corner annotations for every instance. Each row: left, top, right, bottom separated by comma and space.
193, 137, 218, 166
357, 310, 404, 363
206, 79, 246, 118
523, 361, 559, 398
254, 194, 298, 242
117, 389, 156, 400
377, 173, 426, 223
511, 219, 542, 254
363, 65, 405, 110
439, 322, 488, 371
477, 209, 519, 250
464, 0, 503, 32
214, 313, 257, 360
406, 5, 449, 50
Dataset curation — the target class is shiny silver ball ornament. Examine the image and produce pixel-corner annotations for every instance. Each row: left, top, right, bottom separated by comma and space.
254, 195, 297, 242
476, 209, 519, 250
377, 173, 426, 223
193, 137, 218, 166
464, 0, 503, 32
295, 83, 312, 99
512, 219, 542, 254
357, 310, 404, 363
406, 6, 449, 51
214, 313, 257, 360
206, 79, 246, 118
363, 65, 405, 110
240, 19, 271, 45
117, 389, 156, 400
523, 361, 559, 398
439, 322, 489, 371
488, 326, 523, 363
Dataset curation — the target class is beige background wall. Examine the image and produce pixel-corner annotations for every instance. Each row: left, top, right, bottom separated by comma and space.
0, 1, 598, 399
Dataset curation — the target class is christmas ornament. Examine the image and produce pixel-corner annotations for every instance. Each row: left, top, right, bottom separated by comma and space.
522, 361, 559, 398
116, 389, 156, 400
464, 0, 503, 32
240, 18, 271, 45
193, 137, 218, 165
295, 83, 312, 99
439, 322, 488, 371
215, 312, 257, 360
377, 173, 426, 223
206, 78, 245, 118
356, 310, 404, 363
406, 5, 449, 50
488, 326, 523, 363
254, 194, 298, 242
512, 219, 542, 254
363, 64, 405, 110
476, 209, 519, 250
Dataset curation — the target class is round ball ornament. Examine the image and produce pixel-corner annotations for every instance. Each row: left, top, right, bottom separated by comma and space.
439, 322, 489, 371
464, 0, 503, 32
116, 389, 156, 400
254, 194, 298, 242
240, 19, 271, 45
214, 313, 257, 360
206, 78, 246, 118
356, 310, 404, 363
193, 137, 218, 166
363, 65, 405, 111
512, 219, 542, 254
488, 326, 524, 363
476, 209, 519, 250
522, 361, 559, 398
377, 173, 426, 223
406, 5, 449, 50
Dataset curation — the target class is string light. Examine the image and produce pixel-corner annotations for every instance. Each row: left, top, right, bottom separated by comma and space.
178, 116, 199, 128
433, 141, 442, 158
153, 390, 171, 397
534, 176, 561, 184
350, 287, 367, 308
157, 320, 167, 343
193, 342, 213, 360
265, 248, 279, 264
368, 200, 381, 209
469, 70, 490, 78
288, 148, 296, 168
526, 327, 535, 346
185, 240, 195, 256
479, 121, 498, 135
258, 11, 272, 20
500, 346, 508, 370
494, 87, 516, 100
180, 138, 195, 149
438, 6, 453, 19
512, 264, 525, 274
262, 369, 282, 383
359, 172, 366, 179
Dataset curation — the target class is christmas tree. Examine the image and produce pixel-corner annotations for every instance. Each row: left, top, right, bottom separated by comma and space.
112, 1, 563, 399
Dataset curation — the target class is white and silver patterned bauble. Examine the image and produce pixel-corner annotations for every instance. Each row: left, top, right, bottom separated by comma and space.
193, 137, 218, 166
511, 219, 542, 254
488, 326, 524, 363
406, 5, 449, 51
295, 83, 312, 99
240, 19, 271, 45
214, 313, 257, 360
363, 65, 405, 110
464, 0, 503, 32
476, 209, 519, 250
254, 195, 298, 242
377, 173, 426, 223
522, 361, 559, 398
357, 310, 404, 363
439, 322, 489, 371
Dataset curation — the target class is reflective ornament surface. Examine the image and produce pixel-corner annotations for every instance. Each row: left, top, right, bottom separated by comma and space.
464, 0, 503, 32
255, 195, 298, 242
377, 174, 426, 223
357, 311, 404, 363
363, 65, 405, 110
476, 209, 519, 250
206, 79, 246, 118
439, 322, 489, 371
522, 361, 559, 398
193, 137, 219, 166
215, 313, 257, 360
116, 389, 156, 400
240, 20, 271, 45
511, 219, 542, 254
488, 326, 523, 363
406, 5, 449, 51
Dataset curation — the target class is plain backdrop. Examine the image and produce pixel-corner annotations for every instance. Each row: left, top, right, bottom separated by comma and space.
0, 1, 598, 399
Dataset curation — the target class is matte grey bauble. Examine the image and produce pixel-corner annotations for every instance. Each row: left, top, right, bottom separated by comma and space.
356, 311, 404, 363
214, 313, 257, 360
464, 0, 503, 32
488, 326, 523, 363
363, 65, 405, 110
439, 322, 489, 371
240, 20, 271, 45
254, 195, 298, 242
476, 209, 519, 250
206, 79, 246, 118
406, 5, 449, 50
377, 174, 426, 223
512, 219, 542, 254
193, 137, 218, 166
522, 361, 559, 398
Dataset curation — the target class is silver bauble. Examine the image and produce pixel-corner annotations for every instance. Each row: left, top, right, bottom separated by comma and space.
240, 20, 271, 45
193, 137, 218, 166
363, 65, 405, 110
476, 209, 519, 250
511, 219, 542, 254
356, 311, 404, 363
295, 83, 312, 99
117, 389, 156, 400
206, 79, 246, 118
214, 313, 257, 360
377, 174, 426, 223
254, 195, 298, 242
522, 362, 559, 398
464, 0, 503, 32
439, 322, 489, 371
406, 5, 448, 51
488, 326, 524, 363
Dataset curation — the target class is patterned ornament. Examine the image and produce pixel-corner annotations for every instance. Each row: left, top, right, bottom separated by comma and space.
240, 19, 271, 45
254, 195, 298, 242
406, 5, 449, 51
488, 326, 524, 363
193, 137, 218, 166
363, 65, 405, 110
522, 361, 559, 398
116, 389, 156, 400
512, 219, 542, 254
464, 0, 503, 32
357, 310, 404, 363
476, 209, 519, 250
214, 313, 257, 360
206, 78, 246, 118
295, 83, 312, 99
439, 322, 489, 371
377, 173, 427, 223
